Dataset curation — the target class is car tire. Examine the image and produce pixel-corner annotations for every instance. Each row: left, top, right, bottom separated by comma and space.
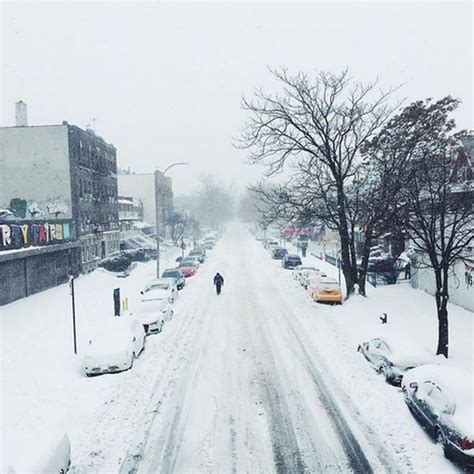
379, 365, 394, 384
436, 429, 448, 456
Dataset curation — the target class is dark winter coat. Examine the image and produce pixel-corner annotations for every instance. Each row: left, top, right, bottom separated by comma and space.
213, 273, 224, 287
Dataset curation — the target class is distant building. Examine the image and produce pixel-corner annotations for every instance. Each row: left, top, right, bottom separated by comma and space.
0, 104, 120, 305
117, 169, 174, 238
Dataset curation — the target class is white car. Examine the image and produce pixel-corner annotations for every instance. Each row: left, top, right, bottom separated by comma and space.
267, 241, 280, 253
292, 265, 316, 281
3, 430, 71, 473
134, 298, 173, 335
84, 317, 146, 376
299, 269, 326, 289
357, 335, 435, 385
141, 278, 178, 303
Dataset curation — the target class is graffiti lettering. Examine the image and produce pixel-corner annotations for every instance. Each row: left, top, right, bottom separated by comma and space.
0, 221, 72, 250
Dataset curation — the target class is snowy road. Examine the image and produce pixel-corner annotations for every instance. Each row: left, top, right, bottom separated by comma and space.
97, 226, 393, 473
3, 222, 464, 473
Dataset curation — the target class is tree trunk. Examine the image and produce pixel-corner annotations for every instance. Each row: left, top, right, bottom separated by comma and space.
434, 266, 449, 358
358, 226, 373, 297
348, 232, 359, 290
335, 181, 354, 297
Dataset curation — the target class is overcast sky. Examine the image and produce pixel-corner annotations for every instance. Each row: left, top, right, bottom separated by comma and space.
1, 1, 472, 196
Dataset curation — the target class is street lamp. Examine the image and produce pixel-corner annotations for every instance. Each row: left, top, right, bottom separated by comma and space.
155, 161, 189, 278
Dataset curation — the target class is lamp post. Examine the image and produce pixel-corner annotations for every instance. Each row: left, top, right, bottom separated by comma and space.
155, 162, 189, 278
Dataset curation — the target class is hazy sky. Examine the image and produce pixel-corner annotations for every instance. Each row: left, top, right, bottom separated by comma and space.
1, 1, 472, 196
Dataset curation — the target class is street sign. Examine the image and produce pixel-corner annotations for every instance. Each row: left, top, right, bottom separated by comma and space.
283, 227, 314, 236
113, 288, 120, 316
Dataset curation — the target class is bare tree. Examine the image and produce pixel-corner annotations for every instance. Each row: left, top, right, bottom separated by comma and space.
195, 175, 234, 230
238, 68, 396, 296
365, 97, 473, 357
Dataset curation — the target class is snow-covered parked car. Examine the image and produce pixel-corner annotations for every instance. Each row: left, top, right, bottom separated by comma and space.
308, 276, 342, 304
134, 298, 173, 335
161, 268, 186, 290
299, 269, 326, 289
402, 365, 474, 467
292, 265, 317, 280
141, 278, 178, 303
3, 430, 71, 474
84, 317, 146, 376
281, 254, 302, 269
357, 336, 434, 385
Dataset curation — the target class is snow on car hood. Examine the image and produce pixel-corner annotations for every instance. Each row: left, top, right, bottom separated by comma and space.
134, 300, 166, 324
141, 288, 170, 301
2, 409, 69, 473
86, 331, 130, 358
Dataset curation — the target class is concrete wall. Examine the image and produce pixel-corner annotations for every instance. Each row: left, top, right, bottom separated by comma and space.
411, 257, 474, 312
0, 125, 72, 220
0, 243, 80, 306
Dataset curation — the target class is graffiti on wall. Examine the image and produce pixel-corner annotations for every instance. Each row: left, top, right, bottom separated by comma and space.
9, 198, 27, 218
0, 222, 71, 250
2, 198, 69, 221
47, 200, 69, 217
28, 201, 44, 218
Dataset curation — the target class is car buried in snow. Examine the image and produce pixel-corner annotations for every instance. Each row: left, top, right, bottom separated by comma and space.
357, 336, 435, 385
178, 261, 197, 277
292, 265, 317, 281
182, 256, 200, 268
133, 298, 173, 335
265, 240, 279, 251
188, 248, 206, 263
402, 365, 474, 468
84, 317, 146, 376
3, 430, 71, 474
271, 247, 288, 260
201, 240, 214, 251
141, 278, 178, 303
299, 269, 326, 289
308, 276, 342, 304
161, 268, 186, 290
281, 253, 302, 269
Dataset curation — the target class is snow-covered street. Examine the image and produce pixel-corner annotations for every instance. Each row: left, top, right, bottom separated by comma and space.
3, 223, 471, 473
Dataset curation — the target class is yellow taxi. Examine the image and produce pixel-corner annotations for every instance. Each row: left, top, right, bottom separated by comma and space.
308, 276, 343, 304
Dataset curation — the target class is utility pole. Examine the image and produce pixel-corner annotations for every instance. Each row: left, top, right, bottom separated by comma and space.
69, 276, 77, 355
155, 170, 161, 278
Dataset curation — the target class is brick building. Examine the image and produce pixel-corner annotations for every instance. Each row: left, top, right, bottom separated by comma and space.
0, 109, 120, 304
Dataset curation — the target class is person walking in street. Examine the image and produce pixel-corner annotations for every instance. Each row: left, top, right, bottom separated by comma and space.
213, 272, 224, 295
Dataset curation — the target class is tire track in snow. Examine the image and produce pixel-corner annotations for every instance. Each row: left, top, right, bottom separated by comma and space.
238, 255, 339, 473
119, 283, 214, 473
121, 249, 231, 473
264, 264, 400, 473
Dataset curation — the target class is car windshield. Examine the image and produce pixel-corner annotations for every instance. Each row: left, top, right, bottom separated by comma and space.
163, 272, 179, 278
142, 290, 167, 300
91, 329, 129, 346
147, 283, 169, 290
179, 262, 191, 268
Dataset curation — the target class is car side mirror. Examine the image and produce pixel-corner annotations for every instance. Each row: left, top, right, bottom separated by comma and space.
409, 382, 418, 391
132, 336, 136, 342
140, 291, 144, 295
